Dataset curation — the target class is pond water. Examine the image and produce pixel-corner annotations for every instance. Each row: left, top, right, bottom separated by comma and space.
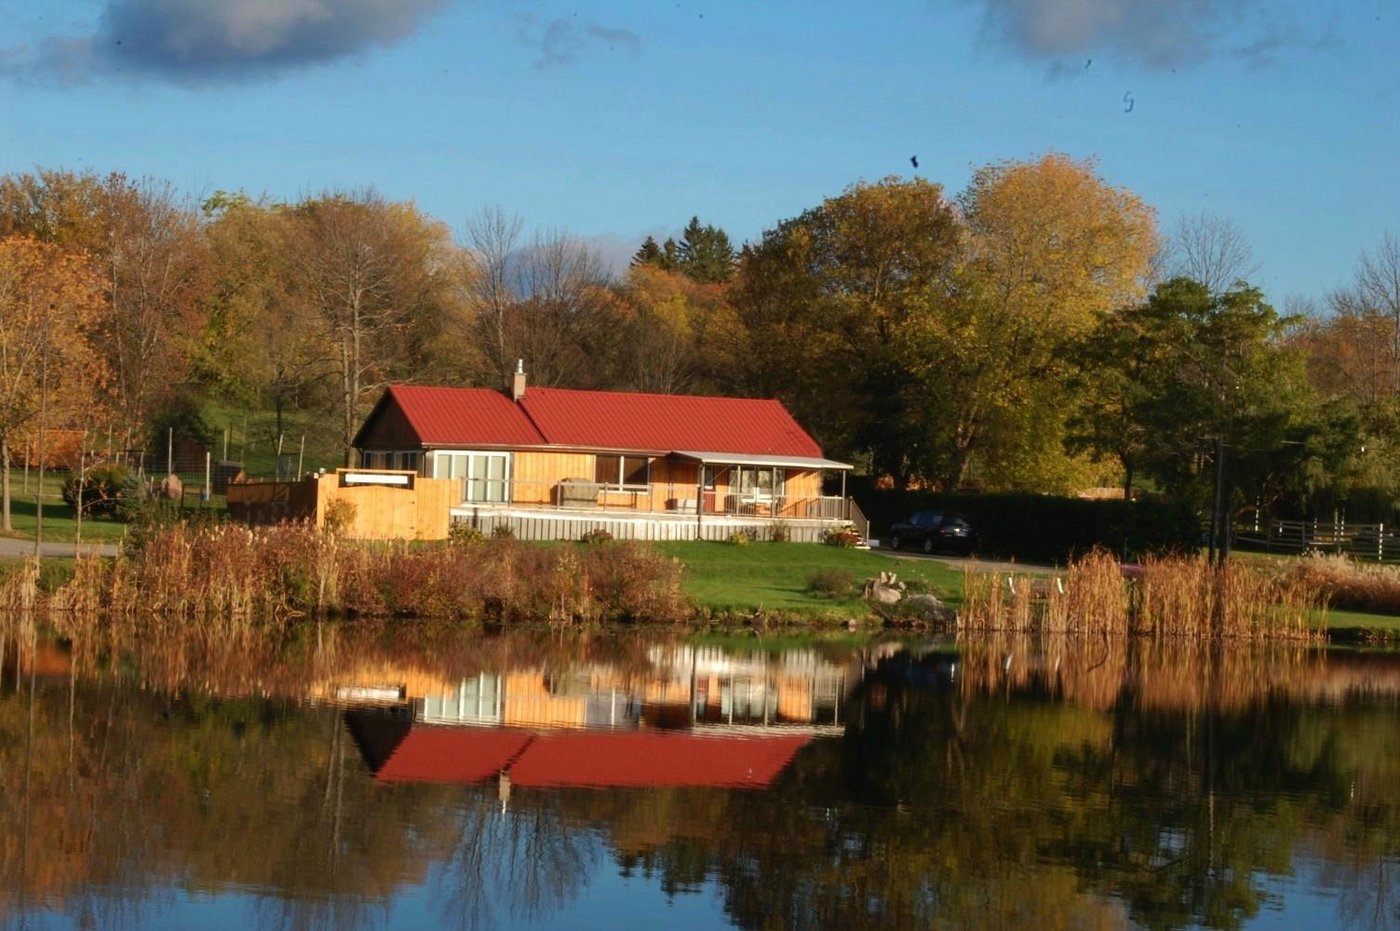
2, 623, 1398, 931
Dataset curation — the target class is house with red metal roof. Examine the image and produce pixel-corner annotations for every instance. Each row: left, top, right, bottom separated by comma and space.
350, 368, 863, 543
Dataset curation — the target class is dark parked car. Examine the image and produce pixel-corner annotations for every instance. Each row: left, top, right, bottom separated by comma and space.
886, 510, 978, 556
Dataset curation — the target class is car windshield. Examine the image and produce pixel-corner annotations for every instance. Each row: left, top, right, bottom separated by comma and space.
914, 511, 944, 526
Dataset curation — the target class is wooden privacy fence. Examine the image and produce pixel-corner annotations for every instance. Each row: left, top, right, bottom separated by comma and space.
227, 470, 454, 540
1233, 518, 1396, 561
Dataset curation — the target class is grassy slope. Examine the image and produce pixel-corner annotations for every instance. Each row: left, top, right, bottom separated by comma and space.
1, 474, 131, 544
658, 541, 964, 619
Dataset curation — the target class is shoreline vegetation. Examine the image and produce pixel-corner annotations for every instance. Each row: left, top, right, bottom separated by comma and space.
0, 522, 1397, 645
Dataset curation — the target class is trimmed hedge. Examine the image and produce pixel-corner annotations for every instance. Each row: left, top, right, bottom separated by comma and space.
853, 481, 1199, 564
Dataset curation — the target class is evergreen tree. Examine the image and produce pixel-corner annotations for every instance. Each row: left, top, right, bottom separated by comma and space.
631, 234, 680, 272
675, 216, 736, 284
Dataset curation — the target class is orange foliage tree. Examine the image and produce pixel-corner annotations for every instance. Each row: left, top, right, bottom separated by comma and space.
0, 237, 109, 530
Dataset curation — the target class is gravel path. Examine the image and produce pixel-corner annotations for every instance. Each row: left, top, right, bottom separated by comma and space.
0, 537, 120, 559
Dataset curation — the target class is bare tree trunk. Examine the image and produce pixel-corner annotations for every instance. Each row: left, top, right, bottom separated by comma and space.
2, 436, 10, 533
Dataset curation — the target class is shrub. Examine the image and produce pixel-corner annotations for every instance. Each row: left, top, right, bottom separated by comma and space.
807, 568, 855, 598
1283, 554, 1400, 616
62, 463, 140, 521
822, 525, 861, 548
492, 523, 516, 539
726, 530, 753, 545
769, 521, 791, 543
580, 528, 614, 544
323, 499, 356, 536
449, 522, 485, 545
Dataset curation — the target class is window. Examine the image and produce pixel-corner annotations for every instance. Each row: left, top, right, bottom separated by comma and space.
734, 466, 783, 499
594, 454, 650, 489
434, 452, 510, 502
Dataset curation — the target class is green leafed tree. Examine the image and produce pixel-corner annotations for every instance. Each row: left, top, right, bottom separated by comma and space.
733, 177, 962, 485
1074, 277, 1333, 519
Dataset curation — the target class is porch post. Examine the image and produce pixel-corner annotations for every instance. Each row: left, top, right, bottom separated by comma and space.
841, 471, 847, 520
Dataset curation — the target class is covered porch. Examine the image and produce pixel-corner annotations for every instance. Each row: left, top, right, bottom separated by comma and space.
442, 449, 866, 543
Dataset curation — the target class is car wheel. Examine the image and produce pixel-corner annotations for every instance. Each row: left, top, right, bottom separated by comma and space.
922, 538, 934, 555
889, 535, 901, 551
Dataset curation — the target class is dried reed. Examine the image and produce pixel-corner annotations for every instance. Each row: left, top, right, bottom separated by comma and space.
36, 521, 687, 627
958, 550, 1326, 641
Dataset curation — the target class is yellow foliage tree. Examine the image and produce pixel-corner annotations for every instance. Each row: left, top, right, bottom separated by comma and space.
924, 152, 1159, 490
0, 237, 109, 530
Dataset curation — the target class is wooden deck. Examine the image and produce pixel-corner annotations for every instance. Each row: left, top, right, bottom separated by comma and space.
450, 502, 851, 543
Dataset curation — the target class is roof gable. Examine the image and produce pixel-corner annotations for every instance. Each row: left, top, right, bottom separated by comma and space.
357, 385, 546, 449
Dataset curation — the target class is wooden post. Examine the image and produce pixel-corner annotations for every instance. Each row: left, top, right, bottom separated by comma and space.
167, 427, 174, 476
75, 428, 87, 551
204, 451, 212, 504
297, 435, 306, 478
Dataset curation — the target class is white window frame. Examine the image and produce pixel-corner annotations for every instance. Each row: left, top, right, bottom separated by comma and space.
432, 450, 512, 503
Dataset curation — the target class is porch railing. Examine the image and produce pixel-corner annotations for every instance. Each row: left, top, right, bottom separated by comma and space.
454, 476, 856, 523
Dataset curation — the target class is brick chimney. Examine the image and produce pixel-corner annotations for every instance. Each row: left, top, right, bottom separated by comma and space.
510, 359, 527, 401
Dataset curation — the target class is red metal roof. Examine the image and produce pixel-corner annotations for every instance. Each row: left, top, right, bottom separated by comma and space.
370, 727, 810, 789
376, 385, 546, 448
520, 388, 825, 457
362, 384, 827, 458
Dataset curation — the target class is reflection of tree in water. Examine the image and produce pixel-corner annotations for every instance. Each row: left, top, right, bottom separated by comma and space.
431, 791, 598, 931
698, 640, 1400, 931
5, 628, 1400, 931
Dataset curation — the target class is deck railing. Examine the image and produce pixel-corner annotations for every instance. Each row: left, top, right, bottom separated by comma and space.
454, 476, 855, 523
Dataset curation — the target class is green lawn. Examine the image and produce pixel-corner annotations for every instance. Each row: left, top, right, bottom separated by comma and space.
657, 541, 965, 620
199, 399, 345, 479
0, 472, 226, 546
1325, 609, 1400, 642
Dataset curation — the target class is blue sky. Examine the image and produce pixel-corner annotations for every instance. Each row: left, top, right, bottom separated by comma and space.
1, 0, 1395, 306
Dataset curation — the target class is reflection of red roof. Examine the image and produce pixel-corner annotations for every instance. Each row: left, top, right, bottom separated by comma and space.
371, 727, 810, 789
355, 384, 825, 458
376, 728, 532, 783
510, 731, 810, 788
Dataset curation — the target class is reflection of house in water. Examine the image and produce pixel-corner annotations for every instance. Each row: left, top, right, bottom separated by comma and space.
344, 646, 858, 792
355, 645, 855, 731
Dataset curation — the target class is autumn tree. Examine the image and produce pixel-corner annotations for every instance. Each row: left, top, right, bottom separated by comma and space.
734, 177, 962, 483
0, 237, 108, 530
288, 192, 458, 463
1328, 232, 1400, 402
197, 193, 328, 440
603, 263, 743, 394
942, 153, 1159, 490
459, 209, 614, 389
0, 170, 208, 446
1165, 211, 1258, 296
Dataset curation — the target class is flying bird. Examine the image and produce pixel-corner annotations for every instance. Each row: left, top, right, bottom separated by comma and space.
1123, 91, 1135, 113
910, 155, 919, 168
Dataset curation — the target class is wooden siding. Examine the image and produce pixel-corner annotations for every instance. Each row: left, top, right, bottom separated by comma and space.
510, 452, 707, 512
512, 451, 595, 504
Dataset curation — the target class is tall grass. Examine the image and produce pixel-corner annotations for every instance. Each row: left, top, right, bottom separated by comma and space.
959, 549, 1325, 641
42, 522, 688, 627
